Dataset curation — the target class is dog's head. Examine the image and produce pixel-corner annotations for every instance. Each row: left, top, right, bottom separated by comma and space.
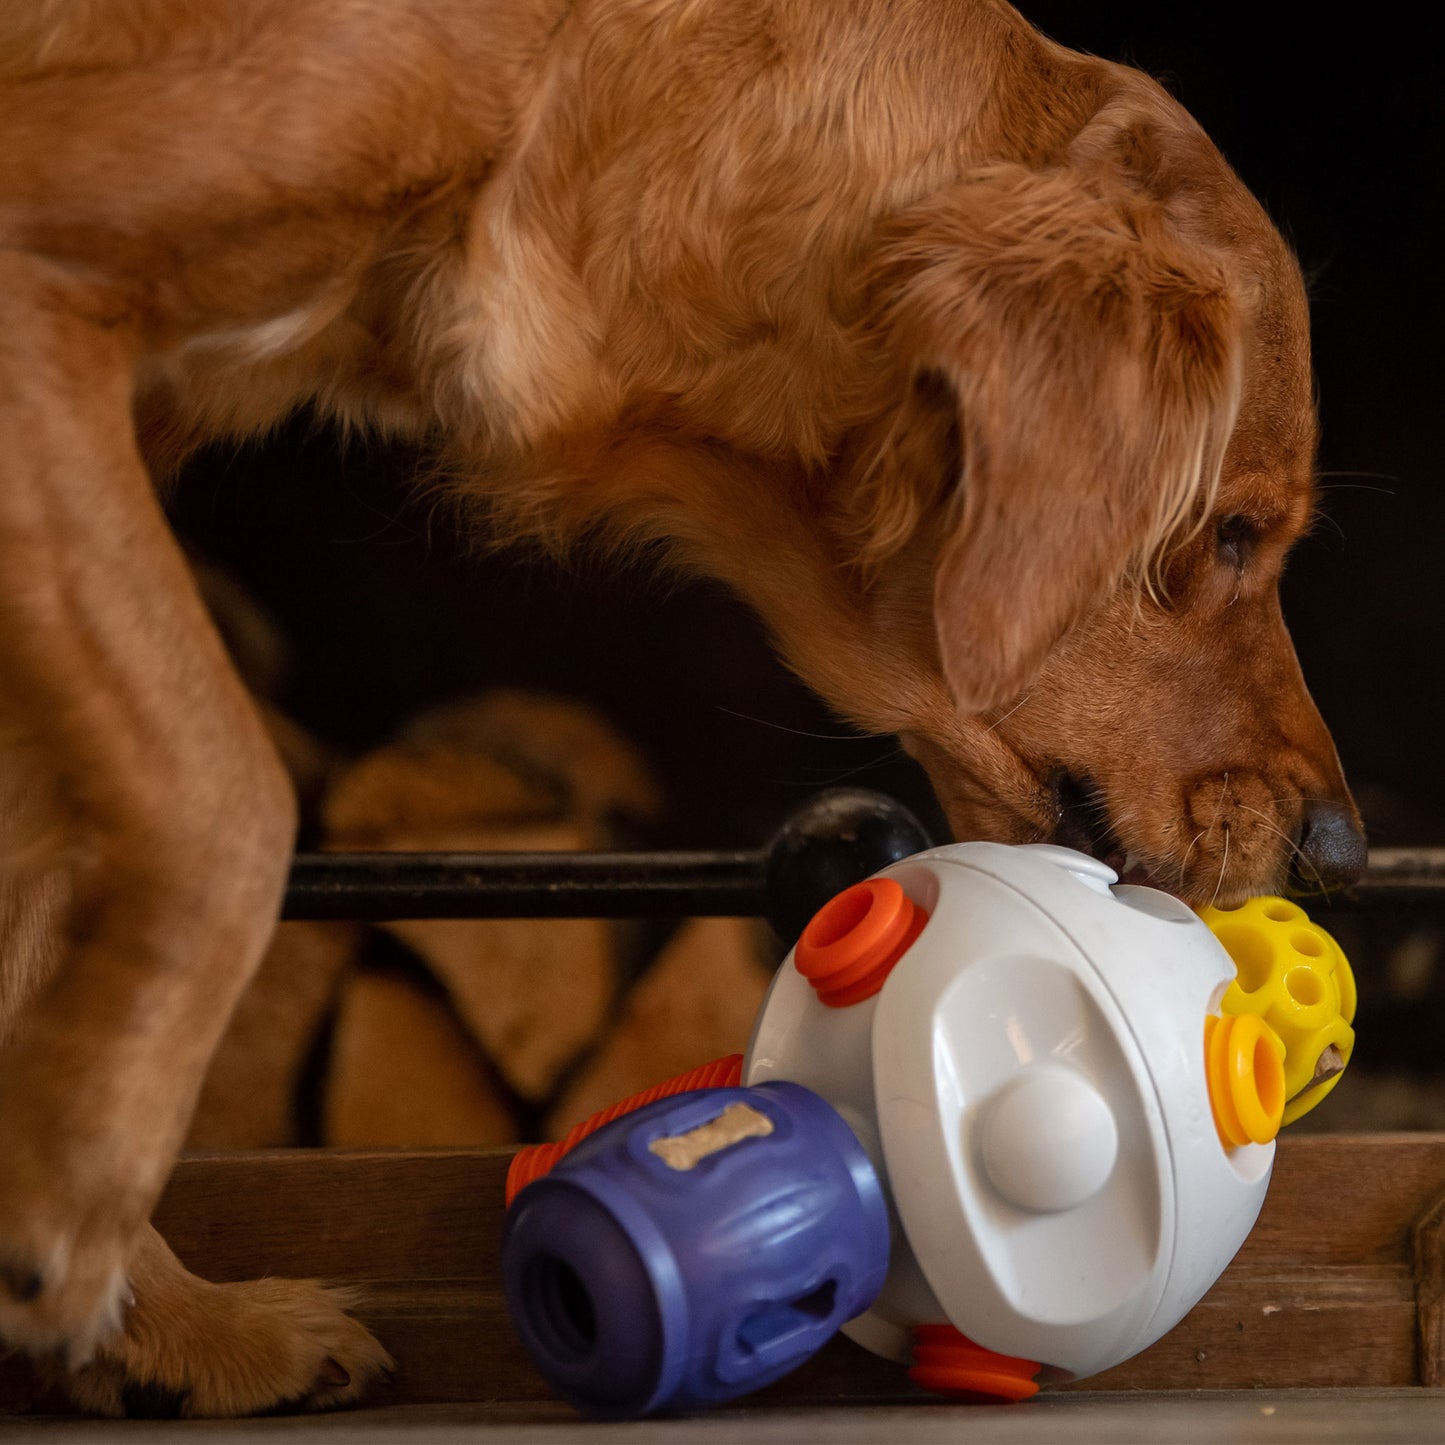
759, 90, 1364, 905
482, 20, 1364, 905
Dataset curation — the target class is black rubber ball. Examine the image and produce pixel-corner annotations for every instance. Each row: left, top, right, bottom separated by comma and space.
763, 788, 934, 950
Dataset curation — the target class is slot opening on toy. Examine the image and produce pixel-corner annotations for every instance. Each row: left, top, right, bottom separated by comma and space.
736, 1279, 838, 1354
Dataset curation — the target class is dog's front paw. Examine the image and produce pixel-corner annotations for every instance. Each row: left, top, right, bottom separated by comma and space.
60, 1274, 393, 1418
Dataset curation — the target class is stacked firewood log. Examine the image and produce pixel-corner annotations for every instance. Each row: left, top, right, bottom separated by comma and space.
187, 684, 775, 1151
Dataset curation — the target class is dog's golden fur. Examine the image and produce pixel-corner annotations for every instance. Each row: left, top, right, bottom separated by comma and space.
0, 0, 1363, 1415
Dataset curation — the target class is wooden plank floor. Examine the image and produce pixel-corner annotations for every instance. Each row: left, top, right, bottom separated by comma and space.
7, 1392, 1445, 1443
3, 1135, 1445, 1418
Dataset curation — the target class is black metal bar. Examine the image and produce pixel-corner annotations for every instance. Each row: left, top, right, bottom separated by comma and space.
280, 845, 1445, 921
1314, 848, 1445, 912
282, 849, 765, 921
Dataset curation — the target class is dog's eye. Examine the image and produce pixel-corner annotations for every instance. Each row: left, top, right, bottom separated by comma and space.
1215, 514, 1258, 571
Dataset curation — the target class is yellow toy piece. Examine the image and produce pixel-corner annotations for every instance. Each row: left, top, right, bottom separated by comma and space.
1198, 896, 1356, 1126
1202, 1011, 1286, 1146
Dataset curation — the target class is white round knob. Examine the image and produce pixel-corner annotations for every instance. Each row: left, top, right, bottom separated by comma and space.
978, 1067, 1118, 1213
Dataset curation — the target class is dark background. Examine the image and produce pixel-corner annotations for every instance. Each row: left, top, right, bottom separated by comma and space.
170, 3, 1444, 858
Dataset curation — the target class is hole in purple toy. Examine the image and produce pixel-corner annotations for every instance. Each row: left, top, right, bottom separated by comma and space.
527, 1255, 598, 1362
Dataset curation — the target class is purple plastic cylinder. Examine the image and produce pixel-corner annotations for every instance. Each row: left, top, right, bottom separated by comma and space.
502, 1081, 890, 1418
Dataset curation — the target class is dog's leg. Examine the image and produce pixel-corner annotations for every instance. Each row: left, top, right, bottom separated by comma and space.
0, 775, 67, 1043
0, 252, 308, 1366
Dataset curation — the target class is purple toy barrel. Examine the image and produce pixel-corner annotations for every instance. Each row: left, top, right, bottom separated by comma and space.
502, 1081, 890, 1418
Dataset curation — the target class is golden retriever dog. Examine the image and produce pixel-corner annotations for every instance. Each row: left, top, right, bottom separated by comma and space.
0, 0, 1365, 1417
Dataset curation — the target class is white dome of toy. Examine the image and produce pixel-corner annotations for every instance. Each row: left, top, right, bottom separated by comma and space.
746, 839, 1276, 1380
977, 1065, 1118, 1213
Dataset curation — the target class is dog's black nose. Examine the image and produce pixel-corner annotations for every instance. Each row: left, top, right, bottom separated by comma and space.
1292, 800, 1368, 893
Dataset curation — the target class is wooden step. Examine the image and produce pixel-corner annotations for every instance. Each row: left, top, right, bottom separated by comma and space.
3, 1135, 1444, 1411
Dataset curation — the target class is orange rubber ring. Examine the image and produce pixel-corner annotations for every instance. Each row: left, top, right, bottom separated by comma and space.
909, 1365, 1041, 1403
794, 878, 927, 1007
910, 1324, 1041, 1402
1205, 1014, 1285, 1149
504, 1053, 744, 1205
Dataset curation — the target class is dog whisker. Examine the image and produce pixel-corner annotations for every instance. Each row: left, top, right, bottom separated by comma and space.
983, 693, 1032, 733
713, 707, 868, 742
1315, 470, 1400, 487
1177, 829, 1206, 891
794, 746, 910, 786
1208, 825, 1231, 910
1191, 775, 1232, 903
1234, 800, 1325, 892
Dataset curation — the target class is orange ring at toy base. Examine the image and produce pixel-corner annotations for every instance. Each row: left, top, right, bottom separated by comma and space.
909, 1323, 1042, 1401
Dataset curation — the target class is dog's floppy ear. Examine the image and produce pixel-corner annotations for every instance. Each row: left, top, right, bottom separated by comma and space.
869, 164, 1243, 716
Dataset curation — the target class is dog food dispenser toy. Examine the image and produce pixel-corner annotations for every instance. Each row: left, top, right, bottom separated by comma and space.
501, 841, 1356, 1417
